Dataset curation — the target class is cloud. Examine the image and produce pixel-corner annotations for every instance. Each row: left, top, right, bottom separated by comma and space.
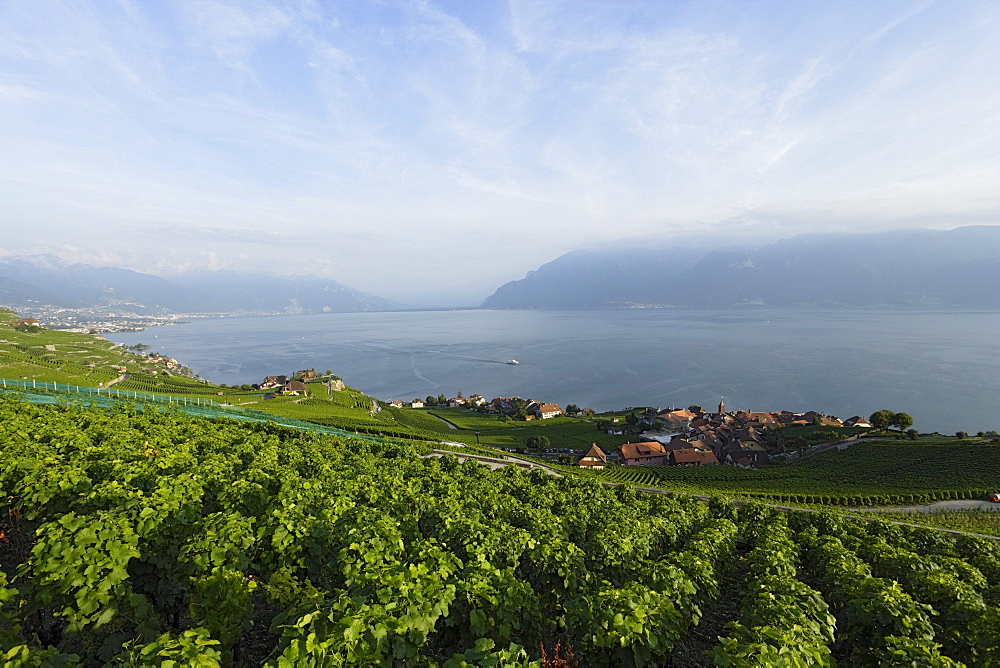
2, 0, 1000, 303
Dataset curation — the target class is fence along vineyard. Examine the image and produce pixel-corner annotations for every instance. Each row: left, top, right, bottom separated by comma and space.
1, 395, 998, 665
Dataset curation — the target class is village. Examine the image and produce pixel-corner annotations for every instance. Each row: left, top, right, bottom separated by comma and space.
251, 369, 876, 472
577, 398, 873, 471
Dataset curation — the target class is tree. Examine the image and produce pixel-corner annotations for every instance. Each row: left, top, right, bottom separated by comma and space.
525, 435, 550, 451
688, 405, 703, 414
905, 429, 919, 440
565, 404, 581, 415
869, 410, 894, 432
891, 412, 913, 432
425, 395, 437, 406
956, 431, 969, 440
513, 398, 529, 419
437, 393, 447, 405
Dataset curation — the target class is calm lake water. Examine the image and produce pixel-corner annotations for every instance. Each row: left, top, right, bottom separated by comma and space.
110, 308, 1000, 435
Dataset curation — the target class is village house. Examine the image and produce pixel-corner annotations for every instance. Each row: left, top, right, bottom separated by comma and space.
537, 403, 562, 419
737, 411, 779, 428
672, 449, 719, 466
658, 408, 697, 430
799, 411, 843, 427
618, 441, 671, 466
283, 380, 308, 395
638, 408, 659, 429
409, 399, 424, 408
389, 400, 404, 408
577, 444, 608, 469
722, 442, 769, 467
844, 416, 873, 428
260, 375, 288, 390
774, 411, 798, 424
491, 397, 520, 415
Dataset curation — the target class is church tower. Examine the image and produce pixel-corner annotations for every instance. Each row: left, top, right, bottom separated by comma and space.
718, 396, 725, 414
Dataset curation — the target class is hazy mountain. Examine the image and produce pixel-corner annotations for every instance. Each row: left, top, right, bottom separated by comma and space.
0, 275, 72, 308
0, 257, 401, 315
482, 226, 1000, 308
480, 246, 707, 308
169, 272, 402, 314
0, 258, 215, 313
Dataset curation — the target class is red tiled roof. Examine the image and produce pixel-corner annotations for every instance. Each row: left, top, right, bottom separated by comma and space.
673, 449, 719, 465
619, 441, 668, 460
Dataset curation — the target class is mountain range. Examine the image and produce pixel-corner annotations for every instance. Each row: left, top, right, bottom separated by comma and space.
481, 226, 1000, 308
0, 256, 400, 316
5, 226, 1000, 317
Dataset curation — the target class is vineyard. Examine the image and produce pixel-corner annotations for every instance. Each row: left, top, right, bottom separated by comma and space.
593, 441, 1000, 506
415, 408, 632, 453
113, 374, 240, 398
0, 339, 120, 388
2, 397, 999, 666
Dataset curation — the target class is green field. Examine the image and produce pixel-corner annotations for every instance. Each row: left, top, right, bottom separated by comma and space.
592, 440, 1000, 505
425, 407, 632, 451
0, 313, 125, 387
855, 509, 1000, 537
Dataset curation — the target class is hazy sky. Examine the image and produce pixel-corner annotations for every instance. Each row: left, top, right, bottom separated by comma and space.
2, 1, 999, 305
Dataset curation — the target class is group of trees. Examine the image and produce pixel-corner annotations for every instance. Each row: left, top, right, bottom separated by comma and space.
524, 435, 550, 451
869, 409, 914, 435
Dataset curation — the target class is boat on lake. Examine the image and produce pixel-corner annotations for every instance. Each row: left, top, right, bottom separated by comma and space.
505, 359, 519, 365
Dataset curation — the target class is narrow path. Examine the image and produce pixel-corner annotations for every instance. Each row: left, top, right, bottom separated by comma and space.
610, 484, 1000, 541
103, 372, 128, 388
427, 413, 458, 429
424, 449, 559, 475
855, 499, 1000, 513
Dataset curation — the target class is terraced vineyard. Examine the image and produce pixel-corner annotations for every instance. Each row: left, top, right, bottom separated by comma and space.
424, 408, 632, 451
615, 441, 1000, 505
0, 337, 121, 387
2, 397, 999, 665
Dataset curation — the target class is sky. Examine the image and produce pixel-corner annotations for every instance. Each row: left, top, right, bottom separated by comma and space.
2, 0, 1000, 306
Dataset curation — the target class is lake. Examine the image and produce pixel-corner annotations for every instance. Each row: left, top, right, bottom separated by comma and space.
109, 308, 1000, 435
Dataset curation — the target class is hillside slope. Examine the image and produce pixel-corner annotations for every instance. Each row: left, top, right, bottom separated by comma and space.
483, 226, 1000, 308
0, 257, 401, 315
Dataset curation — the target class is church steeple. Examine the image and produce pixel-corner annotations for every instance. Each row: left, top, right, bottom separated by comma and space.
718, 396, 725, 414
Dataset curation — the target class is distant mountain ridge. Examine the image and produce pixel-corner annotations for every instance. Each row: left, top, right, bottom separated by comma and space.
0, 257, 401, 315
482, 226, 1000, 308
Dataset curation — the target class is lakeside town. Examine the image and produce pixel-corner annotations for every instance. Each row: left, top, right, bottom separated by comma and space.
247, 370, 888, 471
